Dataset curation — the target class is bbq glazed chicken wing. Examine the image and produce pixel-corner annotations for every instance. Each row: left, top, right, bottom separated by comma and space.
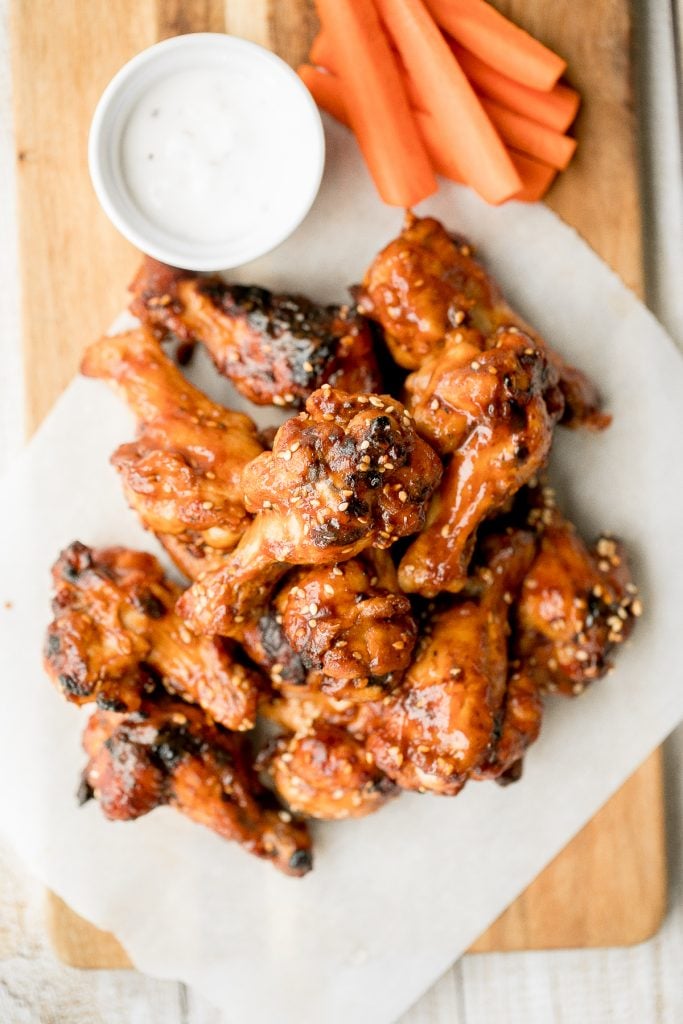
517, 507, 641, 696
177, 385, 442, 636
80, 698, 312, 876
261, 723, 397, 820
273, 550, 416, 701
45, 542, 261, 730
367, 529, 539, 795
130, 258, 381, 408
357, 213, 608, 429
81, 329, 263, 579
240, 551, 416, 702
398, 327, 562, 597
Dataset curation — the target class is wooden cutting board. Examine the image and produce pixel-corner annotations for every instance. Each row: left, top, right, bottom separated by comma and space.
10, 0, 666, 966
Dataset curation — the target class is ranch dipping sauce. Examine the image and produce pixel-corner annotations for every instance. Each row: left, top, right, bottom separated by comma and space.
89, 34, 325, 270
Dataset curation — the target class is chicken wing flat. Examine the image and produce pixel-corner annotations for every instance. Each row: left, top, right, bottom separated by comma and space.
261, 723, 397, 820
366, 529, 538, 795
357, 213, 609, 429
398, 327, 561, 596
80, 698, 312, 876
130, 258, 381, 408
517, 506, 641, 696
177, 385, 442, 636
81, 329, 263, 579
45, 542, 261, 730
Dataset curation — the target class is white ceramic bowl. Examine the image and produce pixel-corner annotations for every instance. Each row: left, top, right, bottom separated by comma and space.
88, 33, 325, 271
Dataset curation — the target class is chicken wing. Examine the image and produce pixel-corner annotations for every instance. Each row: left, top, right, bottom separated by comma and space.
177, 385, 442, 636
517, 506, 641, 696
45, 542, 261, 730
398, 327, 561, 596
274, 550, 416, 701
80, 698, 312, 876
81, 328, 263, 579
130, 258, 382, 408
261, 723, 397, 820
367, 529, 538, 795
357, 213, 608, 429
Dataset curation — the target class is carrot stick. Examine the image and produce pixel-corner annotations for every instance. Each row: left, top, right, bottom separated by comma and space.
414, 103, 555, 200
424, 0, 566, 91
479, 95, 576, 170
309, 31, 336, 71
299, 66, 554, 203
314, 0, 436, 207
298, 65, 349, 126
506, 150, 557, 202
374, 0, 521, 205
449, 42, 580, 132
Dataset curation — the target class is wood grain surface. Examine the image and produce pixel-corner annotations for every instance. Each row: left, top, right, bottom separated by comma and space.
9, 0, 666, 967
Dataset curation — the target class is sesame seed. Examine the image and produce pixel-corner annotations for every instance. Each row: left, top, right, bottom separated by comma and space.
338, 501, 349, 512
398, 490, 408, 503
359, 440, 370, 451
324, 583, 335, 596
631, 599, 643, 617
279, 450, 292, 461
234, 614, 244, 624
323, 412, 335, 421
201, 501, 213, 510
369, 396, 384, 408
290, 441, 300, 453
392, 640, 405, 650
205, 471, 216, 479
308, 619, 317, 628
430, 398, 439, 411
303, 361, 314, 373
273, 395, 285, 406
471, 361, 481, 370
440, 525, 450, 538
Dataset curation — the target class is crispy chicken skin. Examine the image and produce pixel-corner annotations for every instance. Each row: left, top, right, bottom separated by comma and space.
81, 329, 263, 578
517, 505, 641, 696
80, 699, 312, 876
45, 542, 261, 730
398, 327, 562, 596
129, 258, 382, 408
262, 723, 397, 820
357, 213, 609, 429
367, 529, 539, 795
177, 385, 442, 636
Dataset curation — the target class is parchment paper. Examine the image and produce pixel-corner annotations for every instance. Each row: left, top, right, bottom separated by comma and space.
1, 118, 682, 1023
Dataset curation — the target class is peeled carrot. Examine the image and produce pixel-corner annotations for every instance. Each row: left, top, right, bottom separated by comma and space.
479, 95, 577, 170
506, 150, 557, 202
298, 65, 349, 126
425, 0, 565, 91
298, 65, 555, 203
309, 31, 336, 71
449, 42, 580, 132
314, 0, 436, 207
311, 29, 580, 133
374, 0, 521, 205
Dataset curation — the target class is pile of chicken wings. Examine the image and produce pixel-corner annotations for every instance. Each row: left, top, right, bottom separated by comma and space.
44, 215, 641, 876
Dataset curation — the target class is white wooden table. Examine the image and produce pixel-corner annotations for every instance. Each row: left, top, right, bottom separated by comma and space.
1, 2, 681, 1020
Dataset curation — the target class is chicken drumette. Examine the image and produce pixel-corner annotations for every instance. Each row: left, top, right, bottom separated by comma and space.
398, 326, 563, 596
81, 329, 263, 580
357, 213, 609, 429
80, 697, 312, 876
271, 550, 416, 701
177, 385, 442, 636
44, 542, 261, 730
367, 529, 542, 794
260, 722, 397, 821
130, 258, 381, 408
517, 503, 641, 696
